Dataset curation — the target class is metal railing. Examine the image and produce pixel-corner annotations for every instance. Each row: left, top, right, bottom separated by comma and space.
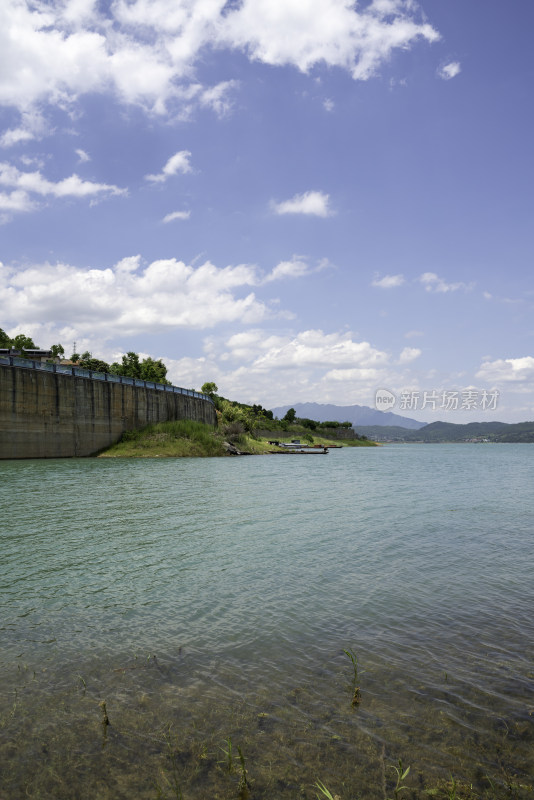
0, 356, 214, 404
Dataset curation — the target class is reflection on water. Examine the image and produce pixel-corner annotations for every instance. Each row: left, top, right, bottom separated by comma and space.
0, 446, 532, 798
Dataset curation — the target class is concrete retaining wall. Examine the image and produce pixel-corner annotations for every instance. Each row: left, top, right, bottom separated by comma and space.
0, 364, 217, 459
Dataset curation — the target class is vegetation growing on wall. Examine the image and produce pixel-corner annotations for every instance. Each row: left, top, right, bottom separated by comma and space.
1, 329, 171, 385
203, 385, 368, 442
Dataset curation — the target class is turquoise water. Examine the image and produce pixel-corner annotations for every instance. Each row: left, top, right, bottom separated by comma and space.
0, 445, 532, 799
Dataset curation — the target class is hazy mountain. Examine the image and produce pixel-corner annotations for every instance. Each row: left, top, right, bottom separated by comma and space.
355, 420, 534, 442
270, 402, 425, 429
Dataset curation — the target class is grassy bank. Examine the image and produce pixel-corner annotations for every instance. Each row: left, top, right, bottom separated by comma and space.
98, 419, 377, 458
98, 420, 227, 458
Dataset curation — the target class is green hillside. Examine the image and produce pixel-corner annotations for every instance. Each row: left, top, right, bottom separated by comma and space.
355, 420, 534, 443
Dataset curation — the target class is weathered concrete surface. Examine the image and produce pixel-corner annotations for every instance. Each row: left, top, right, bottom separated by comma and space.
0, 365, 217, 458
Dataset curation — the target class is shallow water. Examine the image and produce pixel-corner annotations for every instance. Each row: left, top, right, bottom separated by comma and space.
0, 445, 532, 799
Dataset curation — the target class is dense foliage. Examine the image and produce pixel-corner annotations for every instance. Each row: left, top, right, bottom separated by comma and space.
199, 383, 366, 441
2, 328, 170, 385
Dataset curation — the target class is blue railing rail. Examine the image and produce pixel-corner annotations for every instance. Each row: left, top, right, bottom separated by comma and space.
0, 356, 214, 405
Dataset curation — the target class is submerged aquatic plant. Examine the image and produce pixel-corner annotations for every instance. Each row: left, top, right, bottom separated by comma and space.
220, 737, 234, 773
153, 729, 185, 800
315, 779, 341, 799
343, 648, 361, 704
343, 648, 358, 682
388, 759, 410, 800
99, 700, 110, 726
237, 745, 250, 795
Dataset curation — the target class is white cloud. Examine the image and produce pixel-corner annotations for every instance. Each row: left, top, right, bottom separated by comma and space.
272, 190, 333, 217
476, 356, 534, 384
163, 210, 191, 223
1, 128, 35, 148
199, 80, 239, 117
220, 0, 439, 80
76, 148, 90, 163
404, 330, 423, 339
0, 110, 48, 147
145, 150, 192, 183
0, 256, 276, 337
0, 161, 125, 199
323, 98, 334, 112
0, 189, 35, 214
220, 330, 288, 362
0, 161, 124, 219
186, 326, 397, 405
398, 346, 421, 364
0, 0, 440, 117
263, 255, 329, 283
419, 272, 473, 293
324, 367, 382, 381
251, 329, 388, 370
372, 273, 405, 288
438, 61, 461, 80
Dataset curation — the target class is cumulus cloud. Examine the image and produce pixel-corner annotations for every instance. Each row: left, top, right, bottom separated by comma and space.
0, 0, 440, 117
476, 356, 534, 383
185, 326, 403, 406
438, 61, 461, 80
272, 190, 333, 217
76, 148, 90, 163
219, 0, 439, 80
0, 189, 35, 218
419, 272, 473, 293
145, 150, 192, 183
1, 253, 328, 338
398, 346, 421, 364
250, 329, 388, 370
372, 273, 405, 288
219, 330, 289, 362
0, 256, 271, 336
324, 367, 382, 381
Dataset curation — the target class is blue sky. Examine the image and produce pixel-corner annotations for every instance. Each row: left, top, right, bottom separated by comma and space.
1, 0, 533, 423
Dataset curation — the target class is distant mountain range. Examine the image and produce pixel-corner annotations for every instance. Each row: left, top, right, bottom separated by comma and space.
269, 403, 534, 442
270, 402, 425, 430
354, 420, 534, 443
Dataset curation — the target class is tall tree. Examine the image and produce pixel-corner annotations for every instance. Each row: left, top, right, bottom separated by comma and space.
201, 382, 218, 398
109, 352, 170, 384
12, 333, 37, 350
283, 408, 296, 423
50, 344, 65, 360
78, 352, 111, 372
139, 356, 170, 384
111, 351, 142, 379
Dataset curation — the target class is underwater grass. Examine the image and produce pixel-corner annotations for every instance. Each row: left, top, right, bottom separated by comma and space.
2, 646, 532, 800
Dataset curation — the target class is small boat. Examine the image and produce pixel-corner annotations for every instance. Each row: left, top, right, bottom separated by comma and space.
269, 447, 328, 454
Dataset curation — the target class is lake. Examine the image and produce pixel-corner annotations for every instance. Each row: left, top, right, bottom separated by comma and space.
0, 445, 532, 799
